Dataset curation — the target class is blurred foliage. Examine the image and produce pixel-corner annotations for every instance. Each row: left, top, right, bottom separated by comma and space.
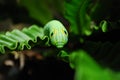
64, 0, 93, 35
69, 50, 120, 80
58, 49, 120, 80
19, 0, 64, 25
64, 0, 120, 36
69, 50, 112, 80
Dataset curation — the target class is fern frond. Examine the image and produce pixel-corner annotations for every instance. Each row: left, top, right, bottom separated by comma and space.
0, 25, 47, 54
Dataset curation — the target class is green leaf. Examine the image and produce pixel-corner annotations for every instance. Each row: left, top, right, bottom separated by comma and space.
100, 20, 108, 32
69, 50, 101, 69
69, 50, 119, 80
57, 50, 69, 62
64, 0, 93, 36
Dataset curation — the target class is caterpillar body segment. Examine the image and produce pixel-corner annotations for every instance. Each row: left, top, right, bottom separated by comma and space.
43, 20, 68, 48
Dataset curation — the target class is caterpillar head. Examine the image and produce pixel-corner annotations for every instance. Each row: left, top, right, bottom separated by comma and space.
44, 20, 68, 48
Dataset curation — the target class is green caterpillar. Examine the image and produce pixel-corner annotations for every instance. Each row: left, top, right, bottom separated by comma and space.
0, 20, 68, 54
